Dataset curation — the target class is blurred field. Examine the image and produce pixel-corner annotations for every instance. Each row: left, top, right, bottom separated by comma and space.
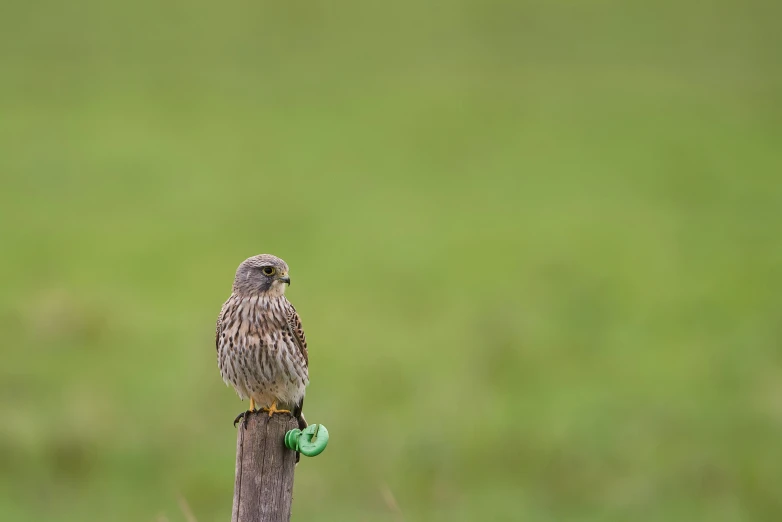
1, 1, 781, 521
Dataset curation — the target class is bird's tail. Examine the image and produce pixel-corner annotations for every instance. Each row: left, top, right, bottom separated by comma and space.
293, 398, 306, 464
293, 398, 307, 430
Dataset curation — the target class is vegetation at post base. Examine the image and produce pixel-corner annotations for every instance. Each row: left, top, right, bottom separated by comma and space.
0, 1, 780, 521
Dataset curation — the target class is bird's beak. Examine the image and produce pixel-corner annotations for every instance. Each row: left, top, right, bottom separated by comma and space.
279, 275, 291, 285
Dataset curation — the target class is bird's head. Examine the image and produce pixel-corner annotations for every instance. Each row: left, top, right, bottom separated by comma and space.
233, 254, 291, 297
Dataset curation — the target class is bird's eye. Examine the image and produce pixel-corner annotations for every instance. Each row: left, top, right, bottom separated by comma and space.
261, 266, 276, 276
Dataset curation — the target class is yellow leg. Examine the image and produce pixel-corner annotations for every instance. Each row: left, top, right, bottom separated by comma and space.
250, 398, 256, 412
260, 401, 290, 416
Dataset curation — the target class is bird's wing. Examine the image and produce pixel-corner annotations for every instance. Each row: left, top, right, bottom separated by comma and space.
285, 302, 309, 440
215, 296, 231, 352
285, 302, 309, 368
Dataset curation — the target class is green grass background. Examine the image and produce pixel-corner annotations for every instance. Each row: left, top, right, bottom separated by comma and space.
1, 1, 781, 521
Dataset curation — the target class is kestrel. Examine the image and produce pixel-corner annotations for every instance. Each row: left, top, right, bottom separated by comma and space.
216, 254, 309, 432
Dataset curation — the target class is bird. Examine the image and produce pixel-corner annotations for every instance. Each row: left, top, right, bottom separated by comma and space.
216, 254, 309, 435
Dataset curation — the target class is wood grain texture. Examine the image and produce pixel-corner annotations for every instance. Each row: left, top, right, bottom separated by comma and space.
232, 412, 299, 522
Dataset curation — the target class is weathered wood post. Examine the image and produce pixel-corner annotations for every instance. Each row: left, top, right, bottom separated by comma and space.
232, 412, 299, 522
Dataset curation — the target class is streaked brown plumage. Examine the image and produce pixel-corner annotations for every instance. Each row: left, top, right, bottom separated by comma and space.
216, 254, 309, 430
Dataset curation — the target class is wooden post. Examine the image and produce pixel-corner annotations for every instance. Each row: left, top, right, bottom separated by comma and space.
232, 412, 299, 522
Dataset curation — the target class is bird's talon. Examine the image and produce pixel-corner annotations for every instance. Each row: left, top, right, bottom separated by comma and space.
233, 410, 252, 428
260, 402, 291, 417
